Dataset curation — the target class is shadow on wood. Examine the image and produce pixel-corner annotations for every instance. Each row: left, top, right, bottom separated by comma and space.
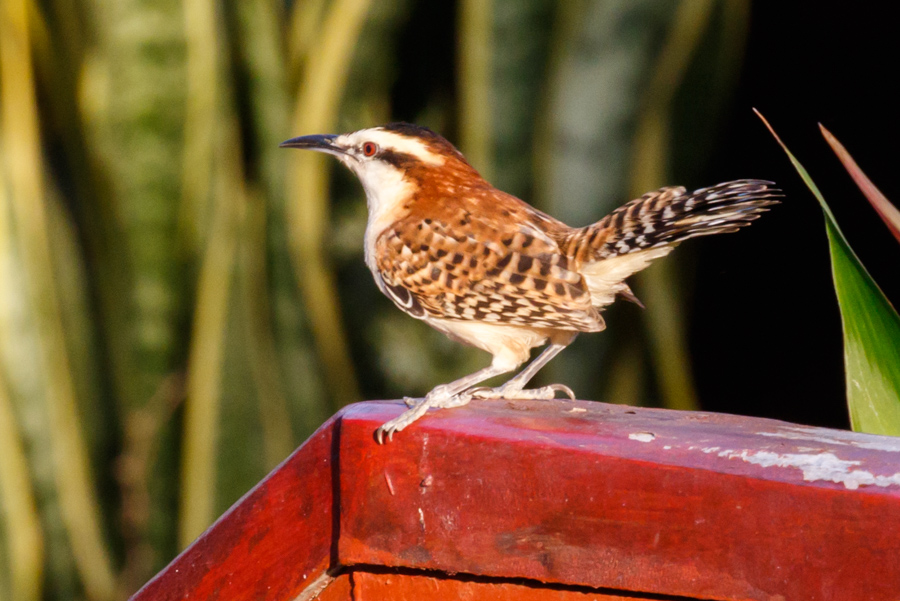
130, 400, 900, 600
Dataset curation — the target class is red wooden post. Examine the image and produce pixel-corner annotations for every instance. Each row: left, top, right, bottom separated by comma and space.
131, 400, 900, 601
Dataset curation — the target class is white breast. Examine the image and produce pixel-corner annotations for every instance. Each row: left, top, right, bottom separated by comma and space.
352, 160, 415, 285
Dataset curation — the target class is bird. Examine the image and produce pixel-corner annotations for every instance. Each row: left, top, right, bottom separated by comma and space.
281, 123, 780, 443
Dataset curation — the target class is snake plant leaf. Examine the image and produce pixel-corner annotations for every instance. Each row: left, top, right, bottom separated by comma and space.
757, 111, 900, 436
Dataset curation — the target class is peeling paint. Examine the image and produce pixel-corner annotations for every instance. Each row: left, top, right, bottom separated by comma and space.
294, 572, 333, 601
629, 432, 655, 442
757, 426, 900, 453
712, 449, 900, 490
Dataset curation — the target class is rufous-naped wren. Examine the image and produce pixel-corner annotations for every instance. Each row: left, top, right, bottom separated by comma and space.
282, 123, 780, 443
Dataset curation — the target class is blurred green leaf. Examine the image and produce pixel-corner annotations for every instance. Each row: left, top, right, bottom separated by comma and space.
81, 0, 190, 576
491, 0, 554, 199
0, 321, 43, 601
287, 0, 372, 409
630, 0, 717, 412
1, 1, 116, 597
758, 111, 900, 436
536, 0, 676, 399
178, 0, 247, 550
228, 0, 297, 478
458, 0, 494, 178
0, 172, 80, 600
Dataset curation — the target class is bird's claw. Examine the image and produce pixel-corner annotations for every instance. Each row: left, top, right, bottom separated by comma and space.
548, 383, 577, 401
375, 406, 427, 443
375, 391, 474, 444
374, 421, 398, 444
375, 406, 424, 444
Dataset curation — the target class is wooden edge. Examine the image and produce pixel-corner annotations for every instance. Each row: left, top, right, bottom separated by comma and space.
336, 399, 900, 601
129, 410, 343, 601
130, 400, 900, 600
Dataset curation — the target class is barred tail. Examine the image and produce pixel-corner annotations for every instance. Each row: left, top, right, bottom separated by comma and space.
566, 179, 781, 309
567, 179, 782, 264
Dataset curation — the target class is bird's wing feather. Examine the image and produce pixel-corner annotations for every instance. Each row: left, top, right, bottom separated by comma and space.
375, 211, 605, 332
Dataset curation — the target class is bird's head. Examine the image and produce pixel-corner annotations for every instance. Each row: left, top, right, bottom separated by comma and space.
281, 123, 480, 219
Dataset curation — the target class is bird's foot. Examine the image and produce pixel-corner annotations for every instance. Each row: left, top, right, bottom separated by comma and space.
376, 390, 475, 444
403, 392, 472, 409
469, 383, 576, 401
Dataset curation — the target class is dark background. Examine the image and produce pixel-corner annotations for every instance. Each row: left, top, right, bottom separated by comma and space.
695, 4, 899, 429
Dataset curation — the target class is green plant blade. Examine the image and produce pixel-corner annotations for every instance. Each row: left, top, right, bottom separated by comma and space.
757, 110, 900, 436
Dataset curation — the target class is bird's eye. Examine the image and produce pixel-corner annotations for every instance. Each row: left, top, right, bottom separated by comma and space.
362, 141, 378, 157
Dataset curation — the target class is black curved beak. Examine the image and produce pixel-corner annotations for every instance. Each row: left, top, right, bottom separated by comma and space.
279, 134, 346, 156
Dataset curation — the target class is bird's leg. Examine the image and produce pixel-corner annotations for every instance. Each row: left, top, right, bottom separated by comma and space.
470, 342, 575, 401
376, 362, 514, 443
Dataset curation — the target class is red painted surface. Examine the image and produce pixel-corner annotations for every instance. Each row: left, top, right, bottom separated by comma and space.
338, 400, 900, 601
131, 400, 900, 601
129, 412, 340, 601
316, 574, 352, 601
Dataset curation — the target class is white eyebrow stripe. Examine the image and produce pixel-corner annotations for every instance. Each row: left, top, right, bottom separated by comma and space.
347, 129, 445, 166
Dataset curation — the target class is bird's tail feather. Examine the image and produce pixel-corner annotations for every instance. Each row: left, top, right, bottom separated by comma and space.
566, 179, 781, 263
565, 179, 781, 309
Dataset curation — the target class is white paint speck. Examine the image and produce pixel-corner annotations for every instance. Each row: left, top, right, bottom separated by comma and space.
629, 432, 656, 442
716, 449, 900, 490
418, 507, 426, 529
440, 513, 457, 531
